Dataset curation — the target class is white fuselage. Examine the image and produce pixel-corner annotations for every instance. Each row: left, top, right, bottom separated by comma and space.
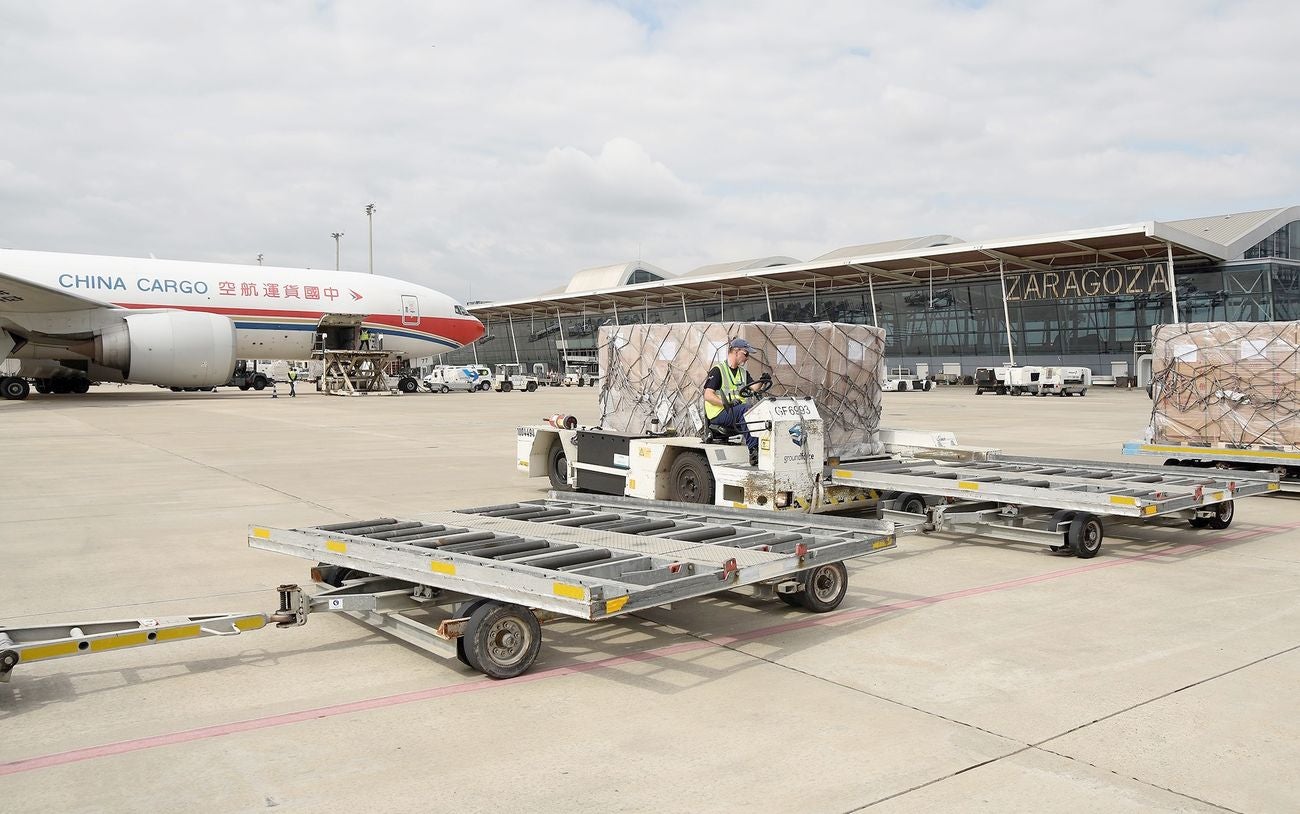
0, 249, 484, 377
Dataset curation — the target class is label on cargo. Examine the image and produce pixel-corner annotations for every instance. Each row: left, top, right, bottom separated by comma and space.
613, 453, 630, 468
776, 345, 797, 365
1172, 343, 1197, 362
848, 339, 865, 361
518, 427, 536, 438
1240, 338, 1269, 359
658, 339, 679, 361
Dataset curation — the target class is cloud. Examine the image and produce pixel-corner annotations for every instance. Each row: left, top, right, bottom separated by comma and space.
1, 0, 1299, 303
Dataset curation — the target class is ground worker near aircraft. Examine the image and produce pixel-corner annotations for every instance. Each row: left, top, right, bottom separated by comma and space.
287, 366, 298, 397
703, 337, 759, 465
359, 328, 372, 351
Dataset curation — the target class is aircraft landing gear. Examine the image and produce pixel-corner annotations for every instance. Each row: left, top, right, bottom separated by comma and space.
1, 376, 31, 400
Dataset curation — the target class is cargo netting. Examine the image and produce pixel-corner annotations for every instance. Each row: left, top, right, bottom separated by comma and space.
596, 322, 886, 458
1149, 321, 1300, 449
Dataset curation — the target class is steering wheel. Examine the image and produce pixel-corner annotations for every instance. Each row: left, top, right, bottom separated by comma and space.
739, 373, 774, 399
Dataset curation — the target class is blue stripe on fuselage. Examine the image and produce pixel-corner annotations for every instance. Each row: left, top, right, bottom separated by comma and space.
232, 321, 460, 349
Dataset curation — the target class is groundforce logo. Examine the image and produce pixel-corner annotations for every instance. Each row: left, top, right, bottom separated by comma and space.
1004, 263, 1170, 302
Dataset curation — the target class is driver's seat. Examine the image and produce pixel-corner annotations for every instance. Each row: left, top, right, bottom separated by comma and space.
701, 421, 743, 445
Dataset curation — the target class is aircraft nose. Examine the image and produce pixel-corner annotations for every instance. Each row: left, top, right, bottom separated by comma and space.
467, 312, 486, 344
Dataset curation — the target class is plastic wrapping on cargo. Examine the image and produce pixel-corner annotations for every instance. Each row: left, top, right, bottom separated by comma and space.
1149, 321, 1300, 449
596, 321, 886, 457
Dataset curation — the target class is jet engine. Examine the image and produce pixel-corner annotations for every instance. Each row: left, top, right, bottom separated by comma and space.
90, 311, 237, 387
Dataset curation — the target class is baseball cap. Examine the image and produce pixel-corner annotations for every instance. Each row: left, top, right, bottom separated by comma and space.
728, 338, 753, 351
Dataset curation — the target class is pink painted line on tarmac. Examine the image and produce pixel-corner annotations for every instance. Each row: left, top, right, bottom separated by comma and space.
4, 519, 1295, 777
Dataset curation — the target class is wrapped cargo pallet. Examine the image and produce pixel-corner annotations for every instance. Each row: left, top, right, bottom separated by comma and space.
1149, 321, 1300, 449
596, 321, 886, 458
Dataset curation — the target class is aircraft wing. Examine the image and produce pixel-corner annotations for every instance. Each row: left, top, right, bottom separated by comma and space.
0, 270, 115, 314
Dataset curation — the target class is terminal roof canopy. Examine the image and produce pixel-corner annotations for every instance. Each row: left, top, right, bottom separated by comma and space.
469, 206, 1300, 319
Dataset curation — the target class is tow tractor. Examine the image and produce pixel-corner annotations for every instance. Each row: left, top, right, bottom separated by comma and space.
517, 378, 1279, 559
1, 497, 896, 682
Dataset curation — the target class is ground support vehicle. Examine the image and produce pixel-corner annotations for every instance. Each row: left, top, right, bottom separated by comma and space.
1038, 366, 1091, 396
422, 365, 484, 393
829, 453, 1276, 558
563, 368, 595, 387
1122, 440, 1300, 493
975, 365, 1054, 396
0, 498, 897, 683
228, 360, 272, 391
517, 393, 1278, 559
494, 363, 539, 393
884, 367, 931, 392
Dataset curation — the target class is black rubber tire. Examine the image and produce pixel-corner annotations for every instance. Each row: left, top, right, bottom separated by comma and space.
975, 388, 983, 395
440, 384, 450, 393
238, 384, 250, 391
895, 381, 906, 392
72, 379, 90, 394
1067, 513, 1103, 559
996, 386, 1006, 395
314, 564, 366, 588
923, 380, 932, 392
777, 590, 805, 608
1047, 510, 1076, 551
501, 381, 513, 393
1207, 500, 1234, 530
34, 379, 51, 394
547, 440, 571, 491
526, 381, 537, 392
454, 599, 491, 666
462, 601, 542, 679
1079, 389, 1087, 397
667, 451, 714, 504
1189, 516, 1211, 528
399, 376, 418, 394
796, 562, 849, 613
896, 493, 927, 515
252, 377, 266, 391
2, 377, 30, 400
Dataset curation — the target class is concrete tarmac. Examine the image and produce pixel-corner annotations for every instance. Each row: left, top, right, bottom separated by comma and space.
1, 383, 1297, 812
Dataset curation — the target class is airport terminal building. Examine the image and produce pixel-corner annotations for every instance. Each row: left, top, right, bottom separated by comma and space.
449, 206, 1300, 380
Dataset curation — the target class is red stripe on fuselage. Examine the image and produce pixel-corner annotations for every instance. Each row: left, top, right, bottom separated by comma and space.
110, 302, 484, 346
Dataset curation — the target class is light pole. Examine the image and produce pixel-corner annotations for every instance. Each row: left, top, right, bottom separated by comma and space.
331, 232, 344, 270
364, 203, 376, 274
256, 253, 263, 266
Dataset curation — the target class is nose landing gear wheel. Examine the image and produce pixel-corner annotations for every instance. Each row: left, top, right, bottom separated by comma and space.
461, 601, 542, 679
1, 377, 30, 400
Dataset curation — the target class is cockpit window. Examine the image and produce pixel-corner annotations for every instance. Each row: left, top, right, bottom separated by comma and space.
454, 304, 469, 316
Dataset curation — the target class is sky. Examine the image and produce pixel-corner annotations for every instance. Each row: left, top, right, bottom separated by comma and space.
2, 0, 1298, 304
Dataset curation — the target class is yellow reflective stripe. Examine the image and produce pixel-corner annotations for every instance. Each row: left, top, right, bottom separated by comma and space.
731, 502, 746, 509
1110, 495, 1138, 506
1212, 491, 1225, 501
832, 469, 854, 480
154, 625, 201, 642
90, 632, 150, 652
553, 582, 586, 600
251, 527, 271, 539
1143, 505, 1158, 516
872, 538, 893, 549
1140, 444, 1300, 460
430, 561, 456, 575
604, 596, 629, 615
957, 481, 979, 490
326, 540, 347, 554
234, 616, 265, 632
1269, 483, 1280, 490
19, 641, 80, 662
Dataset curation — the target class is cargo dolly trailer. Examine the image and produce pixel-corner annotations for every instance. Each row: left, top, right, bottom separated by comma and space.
831, 453, 1276, 557
1, 497, 896, 683
1122, 440, 1300, 493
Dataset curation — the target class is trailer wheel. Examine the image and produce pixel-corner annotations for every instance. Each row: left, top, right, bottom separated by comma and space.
668, 451, 714, 504
1047, 510, 1076, 552
547, 440, 572, 491
1207, 500, 1234, 530
796, 562, 849, 613
1067, 513, 1103, 559
896, 493, 926, 516
462, 601, 542, 679
453, 599, 491, 666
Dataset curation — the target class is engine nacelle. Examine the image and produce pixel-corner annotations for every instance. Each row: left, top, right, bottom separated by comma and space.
94, 311, 237, 387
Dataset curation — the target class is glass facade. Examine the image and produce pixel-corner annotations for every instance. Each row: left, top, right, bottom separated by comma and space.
447, 223, 1300, 376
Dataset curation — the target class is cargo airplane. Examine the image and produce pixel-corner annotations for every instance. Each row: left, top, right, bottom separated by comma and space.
0, 249, 485, 399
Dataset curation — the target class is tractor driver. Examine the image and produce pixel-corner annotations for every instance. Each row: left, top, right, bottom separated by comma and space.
703, 337, 760, 464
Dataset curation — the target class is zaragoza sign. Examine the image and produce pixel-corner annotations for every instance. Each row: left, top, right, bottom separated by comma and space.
1004, 263, 1171, 302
